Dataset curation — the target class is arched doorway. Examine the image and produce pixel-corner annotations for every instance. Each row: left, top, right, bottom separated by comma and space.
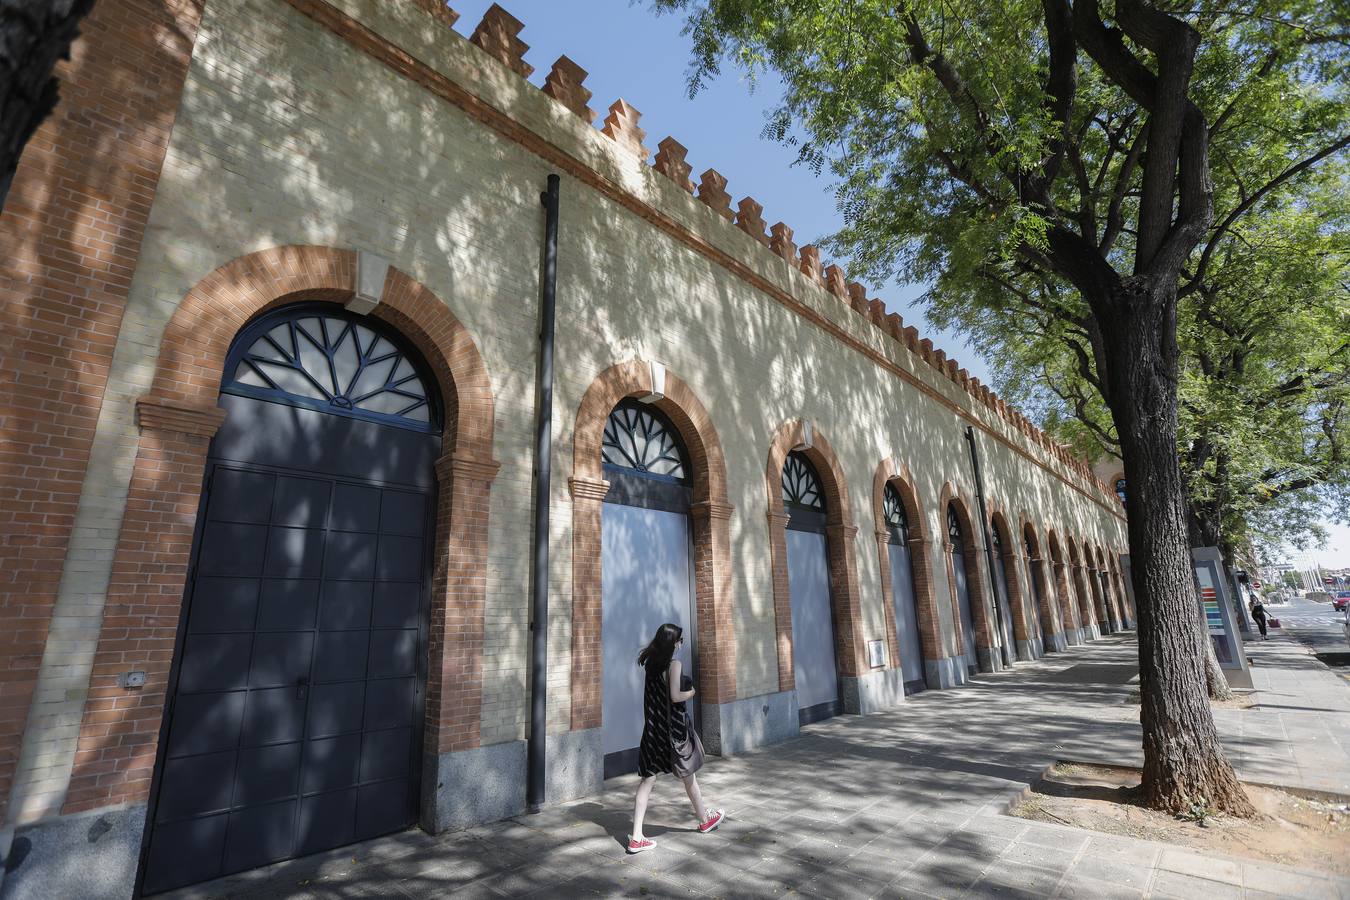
599, 399, 698, 777
1048, 531, 1082, 645
946, 504, 980, 674
783, 451, 841, 724
1089, 545, 1113, 634
1023, 525, 1059, 652
884, 484, 926, 694
988, 518, 1019, 664
141, 305, 442, 894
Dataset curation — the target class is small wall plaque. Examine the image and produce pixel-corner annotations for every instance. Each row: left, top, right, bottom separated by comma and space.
117, 670, 147, 689
866, 639, 886, 669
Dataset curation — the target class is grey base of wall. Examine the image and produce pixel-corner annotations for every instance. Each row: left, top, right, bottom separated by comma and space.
924, 655, 967, 689
1043, 631, 1069, 653
0, 805, 145, 900
841, 669, 907, 716
1064, 627, 1085, 645
975, 646, 1008, 673
544, 728, 602, 804
701, 690, 799, 756
422, 740, 527, 832
1016, 637, 1042, 661
1083, 623, 1103, 641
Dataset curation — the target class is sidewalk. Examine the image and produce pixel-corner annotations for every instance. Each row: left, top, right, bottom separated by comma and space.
165, 632, 1350, 900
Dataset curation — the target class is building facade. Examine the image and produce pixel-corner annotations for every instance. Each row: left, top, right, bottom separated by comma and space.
0, 1, 1132, 896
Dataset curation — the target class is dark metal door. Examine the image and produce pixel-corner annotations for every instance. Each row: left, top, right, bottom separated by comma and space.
141, 461, 431, 894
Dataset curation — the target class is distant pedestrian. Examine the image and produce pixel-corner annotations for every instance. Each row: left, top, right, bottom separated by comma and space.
1250, 598, 1269, 640
627, 623, 724, 854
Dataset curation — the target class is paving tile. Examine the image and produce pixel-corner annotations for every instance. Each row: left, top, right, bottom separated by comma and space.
1151, 869, 1245, 900
1051, 873, 1144, 899
996, 840, 1079, 875
964, 860, 1065, 899
663, 856, 751, 895
1067, 855, 1153, 891
1158, 848, 1243, 885
1241, 862, 1337, 898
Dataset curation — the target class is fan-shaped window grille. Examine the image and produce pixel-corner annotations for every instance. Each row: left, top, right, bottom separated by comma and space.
782, 452, 824, 509
224, 306, 438, 432
1025, 533, 1036, 559
947, 506, 963, 545
884, 484, 909, 541
991, 522, 1004, 554
601, 400, 688, 482
1114, 478, 1127, 505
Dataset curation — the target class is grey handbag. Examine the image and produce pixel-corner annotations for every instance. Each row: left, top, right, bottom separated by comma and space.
670, 707, 705, 777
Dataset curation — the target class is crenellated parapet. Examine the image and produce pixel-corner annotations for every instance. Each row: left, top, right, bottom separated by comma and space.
407, 0, 1118, 510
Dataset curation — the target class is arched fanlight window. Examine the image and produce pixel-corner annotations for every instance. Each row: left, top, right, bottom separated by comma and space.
1114, 478, 1127, 505
1024, 532, 1037, 559
224, 305, 439, 432
884, 483, 909, 542
782, 452, 824, 509
947, 505, 963, 545
601, 400, 689, 482
990, 521, 1004, 554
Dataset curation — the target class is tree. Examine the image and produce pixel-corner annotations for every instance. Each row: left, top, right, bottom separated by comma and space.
655, 0, 1343, 813
0, 0, 95, 209
991, 164, 1349, 700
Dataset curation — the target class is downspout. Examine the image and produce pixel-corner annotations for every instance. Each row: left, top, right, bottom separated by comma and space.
527, 174, 560, 813
965, 426, 1013, 667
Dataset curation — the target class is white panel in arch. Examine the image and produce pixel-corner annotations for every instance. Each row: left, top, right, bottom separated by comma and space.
787, 530, 838, 711
600, 504, 694, 756
888, 543, 925, 685
953, 551, 977, 668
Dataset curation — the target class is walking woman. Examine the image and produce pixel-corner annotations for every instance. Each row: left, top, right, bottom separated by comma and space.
628, 623, 724, 853
1250, 597, 1269, 640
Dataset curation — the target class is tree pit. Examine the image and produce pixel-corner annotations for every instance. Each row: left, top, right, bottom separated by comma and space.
1009, 762, 1350, 877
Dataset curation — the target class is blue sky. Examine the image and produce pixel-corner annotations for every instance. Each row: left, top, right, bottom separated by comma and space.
452, 0, 989, 383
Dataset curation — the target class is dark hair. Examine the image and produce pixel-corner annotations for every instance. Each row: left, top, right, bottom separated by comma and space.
637, 623, 683, 671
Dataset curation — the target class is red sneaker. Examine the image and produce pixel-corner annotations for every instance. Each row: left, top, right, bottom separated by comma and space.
698, 809, 725, 833
627, 837, 655, 854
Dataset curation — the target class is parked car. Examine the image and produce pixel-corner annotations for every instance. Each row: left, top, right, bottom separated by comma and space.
1344, 605, 1350, 646
1333, 591, 1350, 612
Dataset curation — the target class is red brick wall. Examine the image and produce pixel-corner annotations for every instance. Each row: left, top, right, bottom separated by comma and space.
62, 247, 498, 813
0, 0, 206, 819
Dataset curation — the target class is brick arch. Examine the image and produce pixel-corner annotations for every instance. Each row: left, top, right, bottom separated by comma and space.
938, 483, 996, 670
1094, 544, 1123, 629
871, 458, 943, 677
63, 246, 500, 816
569, 360, 736, 730
1020, 519, 1064, 641
987, 502, 1032, 652
1087, 543, 1112, 630
1046, 528, 1083, 642
1066, 536, 1099, 636
765, 419, 866, 692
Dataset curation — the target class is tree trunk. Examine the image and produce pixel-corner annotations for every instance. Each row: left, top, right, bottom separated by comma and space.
1102, 279, 1253, 816
0, 0, 95, 210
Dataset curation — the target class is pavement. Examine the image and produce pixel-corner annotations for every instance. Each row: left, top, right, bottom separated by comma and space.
163, 605, 1350, 900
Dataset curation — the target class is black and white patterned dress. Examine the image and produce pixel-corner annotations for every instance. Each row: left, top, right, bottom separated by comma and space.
637, 663, 688, 777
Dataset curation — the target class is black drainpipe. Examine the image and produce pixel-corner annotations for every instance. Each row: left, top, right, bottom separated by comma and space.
527, 174, 560, 813
965, 426, 1012, 668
